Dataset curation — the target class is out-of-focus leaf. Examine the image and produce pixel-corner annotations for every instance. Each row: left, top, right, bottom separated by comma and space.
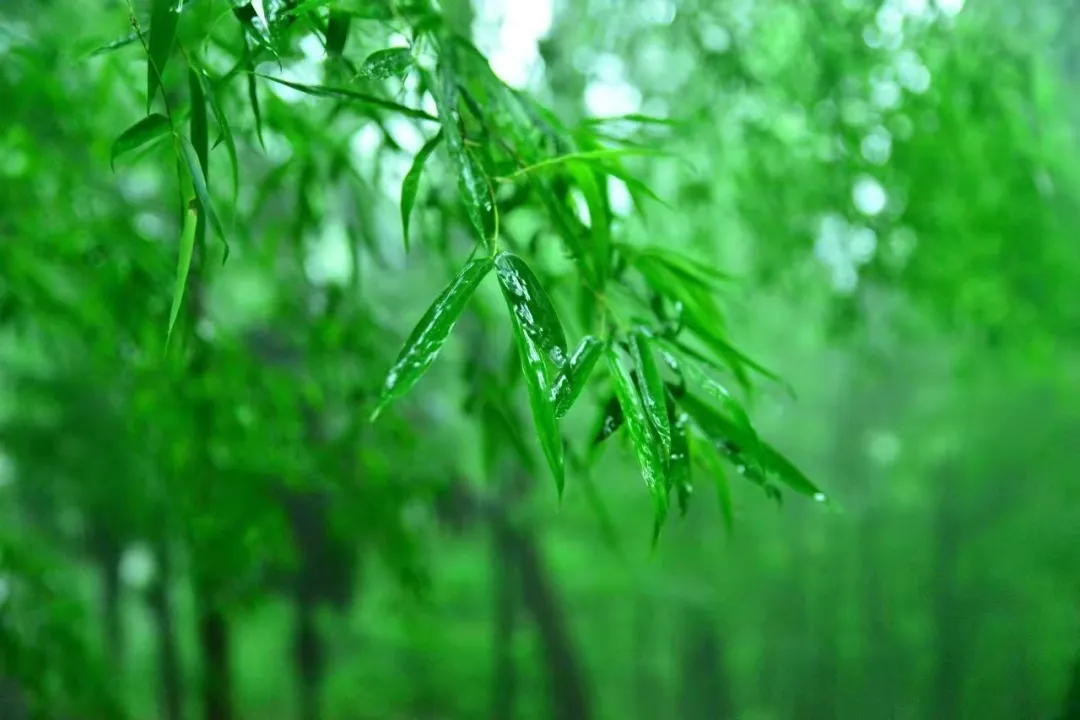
670, 410, 692, 517
494, 252, 568, 367
325, 11, 351, 57
110, 113, 171, 169
175, 134, 227, 260
607, 347, 668, 541
148, 0, 180, 112
592, 394, 624, 446
372, 257, 493, 420
166, 203, 198, 347
188, 67, 209, 251
628, 245, 736, 288
693, 431, 734, 536
201, 69, 239, 199
502, 286, 565, 498
245, 43, 266, 150
551, 336, 604, 418
87, 30, 140, 58
631, 329, 671, 458
567, 161, 612, 286
256, 74, 438, 121
400, 130, 444, 252
358, 47, 413, 80
506, 147, 668, 180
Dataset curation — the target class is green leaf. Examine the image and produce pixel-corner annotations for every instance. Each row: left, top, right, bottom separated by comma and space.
494, 252, 569, 367
166, 203, 198, 348
372, 257, 493, 420
592, 394, 624, 446
201, 69, 239, 199
400, 130, 444, 252
148, 0, 180, 112
631, 329, 671, 458
175, 134, 228, 261
551, 336, 604, 419
325, 11, 351, 58
245, 46, 266, 150
111, 113, 171, 169
567, 161, 612, 287
759, 442, 826, 501
606, 347, 668, 540
693, 431, 734, 536
670, 410, 692, 517
504, 147, 669, 180
503, 286, 565, 498
358, 47, 413, 80
188, 67, 209, 254
256, 74, 438, 121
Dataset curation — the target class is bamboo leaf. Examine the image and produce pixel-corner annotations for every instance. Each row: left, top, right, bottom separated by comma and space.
631, 329, 672, 459
670, 409, 693, 517
400, 130, 444, 252
693, 431, 734, 536
372, 257, 493, 420
256, 74, 437, 121
245, 44, 266, 150
175, 134, 228, 261
607, 347, 668, 541
759, 442, 827, 502
503, 286, 565, 498
494, 252, 569, 367
188, 68, 209, 252
166, 203, 198, 348
148, 0, 180, 112
325, 11, 351, 58
566, 161, 612, 287
592, 394, 624, 446
358, 47, 413, 80
111, 113, 171, 169
551, 336, 604, 419
201, 69, 239, 199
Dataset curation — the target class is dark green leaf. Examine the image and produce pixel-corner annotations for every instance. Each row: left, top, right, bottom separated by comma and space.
325, 11, 351, 58
372, 257, 493, 420
759, 442, 826, 501
494, 252, 569, 367
567, 161, 612, 286
256, 74, 438, 121
592, 395, 624, 446
188, 67, 209, 255
166, 204, 197, 348
502, 288, 565, 498
551, 336, 604, 419
693, 431, 734, 536
246, 49, 265, 150
148, 0, 180, 112
175, 134, 228, 261
201, 69, 239, 198
111, 113, 171, 169
631, 329, 671, 458
400, 130, 444, 252
607, 347, 668, 540
358, 47, 414, 80
670, 411, 692, 517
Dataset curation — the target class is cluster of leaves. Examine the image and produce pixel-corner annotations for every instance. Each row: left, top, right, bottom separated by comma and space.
106, 0, 824, 541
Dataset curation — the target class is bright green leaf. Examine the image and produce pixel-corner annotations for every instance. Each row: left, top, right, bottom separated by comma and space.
607, 347, 668, 541
256, 74, 438, 122
111, 113, 171, 169
166, 203, 198, 348
147, 0, 180, 112
400, 130, 444, 252
175, 134, 227, 261
693, 431, 734, 536
551, 336, 604, 419
631, 329, 672, 459
358, 47, 413, 80
201, 69, 239, 199
494, 252, 569, 367
372, 257, 493, 420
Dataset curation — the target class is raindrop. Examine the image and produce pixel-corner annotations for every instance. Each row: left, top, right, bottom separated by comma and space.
813, 492, 827, 502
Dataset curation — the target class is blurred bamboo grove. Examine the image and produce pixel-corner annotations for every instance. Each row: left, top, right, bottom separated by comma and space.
1, 0, 1079, 719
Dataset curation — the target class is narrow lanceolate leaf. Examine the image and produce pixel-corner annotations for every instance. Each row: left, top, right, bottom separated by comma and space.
325, 11, 351, 58
693, 432, 734, 536
400, 130, 444, 252
759, 442, 826, 501
175, 134, 228, 260
551, 336, 604, 419
111, 113, 171, 169
592, 395, 624, 446
166, 203, 198, 347
358, 47, 413, 80
494, 252, 569, 367
256, 74, 437, 121
372, 257, 493, 420
631, 329, 671, 459
669, 405, 693, 517
503, 289, 565, 499
455, 148, 498, 249
245, 43, 266, 150
188, 68, 209, 251
201, 69, 239, 199
607, 348, 668, 539
148, 0, 180, 112
567, 161, 612, 286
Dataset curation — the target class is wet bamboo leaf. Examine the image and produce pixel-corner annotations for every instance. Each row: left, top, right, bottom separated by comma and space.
502, 286, 565, 498
693, 432, 734, 536
551, 336, 604, 419
325, 11, 351, 58
245, 45, 266, 150
567, 161, 611, 286
372, 257, 493, 420
631, 329, 671, 458
256, 74, 438, 121
759, 442, 826, 501
358, 47, 413, 80
670, 411, 693, 517
494, 252, 569, 367
592, 395, 624, 445
111, 113, 171, 169
505, 147, 668, 180
87, 30, 140, 58
166, 203, 198, 347
175, 134, 228, 261
200, 69, 239, 198
607, 348, 668, 539
148, 0, 179, 112
189, 67, 209, 252
400, 130, 444, 252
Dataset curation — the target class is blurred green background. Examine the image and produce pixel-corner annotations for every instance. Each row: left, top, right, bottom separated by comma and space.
2, 0, 1079, 719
